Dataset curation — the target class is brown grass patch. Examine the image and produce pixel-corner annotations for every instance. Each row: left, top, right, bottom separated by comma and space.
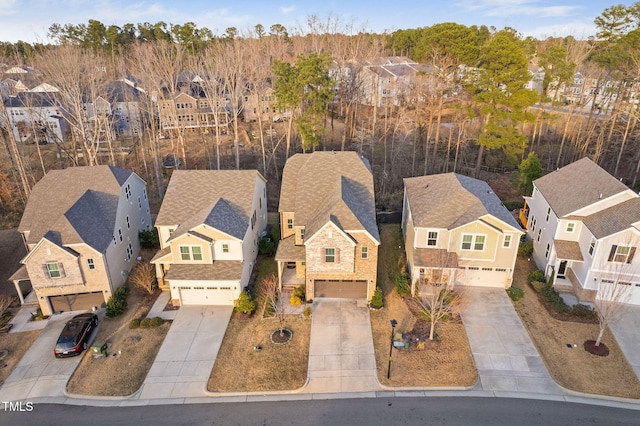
0, 330, 41, 386
512, 257, 640, 398
208, 313, 310, 392
65, 271, 166, 396
371, 224, 477, 387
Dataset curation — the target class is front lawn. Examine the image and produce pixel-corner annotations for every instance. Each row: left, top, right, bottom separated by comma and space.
512, 257, 640, 398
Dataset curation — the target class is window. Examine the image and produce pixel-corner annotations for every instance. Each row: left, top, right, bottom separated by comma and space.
530, 216, 536, 232
87, 258, 95, 270
461, 234, 485, 251
325, 248, 336, 263
566, 222, 575, 233
589, 237, 596, 256
126, 242, 133, 261
287, 218, 293, 230
545, 243, 550, 258
118, 228, 123, 242
427, 231, 438, 247
126, 216, 130, 229
45, 262, 63, 278
300, 228, 305, 239
608, 245, 636, 263
125, 184, 132, 199
222, 244, 229, 253
180, 245, 202, 261
138, 197, 142, 209
168, 228, 175, 236
361, 246, 368, 259
536, 229, 541, 243
503, 235, 512, 248
545, 207, 551, 222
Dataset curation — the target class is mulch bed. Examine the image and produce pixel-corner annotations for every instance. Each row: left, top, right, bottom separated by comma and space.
584, 340, 610, 356
270, 328, 293, 344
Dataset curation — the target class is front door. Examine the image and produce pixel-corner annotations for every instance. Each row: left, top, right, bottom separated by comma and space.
558, 260, 567, 278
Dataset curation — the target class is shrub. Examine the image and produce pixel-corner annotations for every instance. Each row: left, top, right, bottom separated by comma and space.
503, 201, 524, 211
129, 318, 141, 329
541, 285, 569, 313
140, 317, 164, 328
290, 294, 303, 306
235, 290, 256, 315
106, 287, 128, 317
0, 310, 12, 327
528, 269, 545, 284
519, 240, 534, 257
507, 287, 524, 301
570, 303, 595, 319
531, 281, 547, 293
303, 306, 312, 318
140, 318, 152, 328
394, 273, 411, 296
370, 287, 384, 309
258, 236, 275, 255
139, 229, 160, 249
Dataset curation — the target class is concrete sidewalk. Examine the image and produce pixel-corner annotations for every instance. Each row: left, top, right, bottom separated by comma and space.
460, 287, 562, 395
303, 298, 380, 394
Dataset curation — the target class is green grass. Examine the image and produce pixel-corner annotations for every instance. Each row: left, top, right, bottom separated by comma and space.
377, 224, 405, 296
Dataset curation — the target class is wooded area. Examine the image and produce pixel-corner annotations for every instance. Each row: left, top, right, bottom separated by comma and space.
1, 4, 640, 226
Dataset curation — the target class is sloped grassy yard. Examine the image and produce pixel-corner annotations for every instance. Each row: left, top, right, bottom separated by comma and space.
511, 257, 640, 399
371, 224, 477, 387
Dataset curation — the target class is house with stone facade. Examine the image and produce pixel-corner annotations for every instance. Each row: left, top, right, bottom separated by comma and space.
524, 157, 640, 304
151, 170, 267, 306
275, 151, 380, 300
402, 173, 523, 292
10, 166, 151, 315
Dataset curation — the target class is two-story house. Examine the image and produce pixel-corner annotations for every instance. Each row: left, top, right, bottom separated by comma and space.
275, 151, 380, 300
525, 157, 640, 304
402, 173, 523, 291
151, 170, 267, 306
10, 166, 151, 315
157, 91, 229, 136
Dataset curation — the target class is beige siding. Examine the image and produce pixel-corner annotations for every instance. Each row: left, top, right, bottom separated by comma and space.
281, 212, 295, 239
169, 234, 212, 264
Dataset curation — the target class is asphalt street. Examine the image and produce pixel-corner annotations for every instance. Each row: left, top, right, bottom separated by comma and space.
1, 397, 639, 426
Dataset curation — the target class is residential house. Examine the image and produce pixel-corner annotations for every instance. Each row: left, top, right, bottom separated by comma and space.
3, 91, 67, 144
275, 151, 380, 300
10, 166, 151, 315
151, 170, 267, 306
110, 79, 146, 138
157, 91, 229, 135
402, 173, 523, 291
524, 157, 640, 304
360, 56, 435, 107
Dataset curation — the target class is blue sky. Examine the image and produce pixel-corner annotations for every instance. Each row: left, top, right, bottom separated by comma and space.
0, 0, 633, 43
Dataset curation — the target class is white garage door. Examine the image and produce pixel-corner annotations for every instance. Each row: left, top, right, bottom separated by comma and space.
457, 267, 508, 288
171, 280, 238, 305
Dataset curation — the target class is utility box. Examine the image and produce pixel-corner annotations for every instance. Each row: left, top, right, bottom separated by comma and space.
90, 341, 108, 357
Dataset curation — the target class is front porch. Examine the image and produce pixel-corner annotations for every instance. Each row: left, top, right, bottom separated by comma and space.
281, 266, 305, 290
553, 267, 597, 303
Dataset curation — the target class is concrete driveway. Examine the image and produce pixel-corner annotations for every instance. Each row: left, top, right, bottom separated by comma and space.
460, 287, 562, 395
138, 305, 233, 400
609, 305, 640, 379
0, 311, 97, 401
304, 298, 380, 394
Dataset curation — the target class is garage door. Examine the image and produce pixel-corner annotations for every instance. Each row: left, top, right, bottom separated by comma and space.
50, 292, 105, 313
314, 280, 367, 299
176, 285, 236, 305
457, 267, 508, 288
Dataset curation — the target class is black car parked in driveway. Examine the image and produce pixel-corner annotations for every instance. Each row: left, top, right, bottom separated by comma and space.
54, 313, 98, 358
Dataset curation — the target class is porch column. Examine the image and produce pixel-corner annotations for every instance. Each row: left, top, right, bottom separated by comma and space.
12, 279, 25, 305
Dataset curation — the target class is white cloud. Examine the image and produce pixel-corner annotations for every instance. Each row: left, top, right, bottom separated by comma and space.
280, 5, 296, 15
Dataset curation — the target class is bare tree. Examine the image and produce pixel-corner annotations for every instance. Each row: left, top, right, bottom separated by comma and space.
261, 273, 287, 336
128, 262, 156, 294
0, 294, 13, 315
593, 237, 638, 347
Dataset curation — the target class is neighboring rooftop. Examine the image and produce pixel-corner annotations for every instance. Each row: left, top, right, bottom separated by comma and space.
581, 198, 640, 239
534, 157, 629, 217
279, 151, 380, 243
404, 173, 521, 231
155, 170, 265, 239
19, 166, 134, 250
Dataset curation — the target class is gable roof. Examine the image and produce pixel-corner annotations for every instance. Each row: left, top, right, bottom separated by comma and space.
155, 170, 264, 240
19, 166, 134, 250
580, 198, 640, 239
404, 173, 521, 231
279, 151, 380, 243
534, 157, 629, 217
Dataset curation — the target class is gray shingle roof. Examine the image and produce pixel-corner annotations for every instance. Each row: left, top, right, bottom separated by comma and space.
19, 166, 134, 251
156, 170, 265, 240
581, 198, 640, 239
165, 262, 243, 281
554, 240, 584, 261
279, 152, 380, 243
534, 157, 628, 217
275, 235, 307, 262
404, 173, 521, 231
